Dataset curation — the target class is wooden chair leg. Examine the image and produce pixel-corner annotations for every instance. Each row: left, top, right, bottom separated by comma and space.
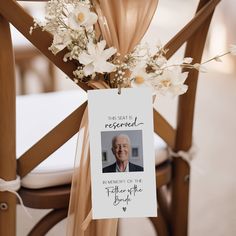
28, 208, 68, 236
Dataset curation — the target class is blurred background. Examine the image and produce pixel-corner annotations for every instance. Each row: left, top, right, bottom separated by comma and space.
14, 0, 236, 235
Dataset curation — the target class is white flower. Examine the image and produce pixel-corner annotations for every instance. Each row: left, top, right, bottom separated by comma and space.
151, 68, 188, 96
169, 74, 188, 95
49, 30, 71, 54
130, 65, 154, 88
68, 4, 98, 30
183, 57, 193, 64
79, 40, 117, 76
229, 44, 236, 55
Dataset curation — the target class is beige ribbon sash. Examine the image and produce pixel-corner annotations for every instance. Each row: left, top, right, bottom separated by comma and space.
67, 82, 118, 236
94, 0, 158, 56
67, 1, 158, 235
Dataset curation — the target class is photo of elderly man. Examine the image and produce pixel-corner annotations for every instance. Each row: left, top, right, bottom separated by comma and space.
103, 133, 143, 173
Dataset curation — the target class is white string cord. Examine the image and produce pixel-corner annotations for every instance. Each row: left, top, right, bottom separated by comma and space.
0, 176, 32, 218
167, 145, 206, 177
168, 146, 196, 164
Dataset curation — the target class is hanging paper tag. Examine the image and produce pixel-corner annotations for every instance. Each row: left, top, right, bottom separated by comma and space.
88, 88, 157, 219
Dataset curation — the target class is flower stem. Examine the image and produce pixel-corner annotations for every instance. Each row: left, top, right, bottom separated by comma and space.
201, 51, 230, 64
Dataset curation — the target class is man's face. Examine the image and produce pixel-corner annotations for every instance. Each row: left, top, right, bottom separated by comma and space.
112, 136, 130, 163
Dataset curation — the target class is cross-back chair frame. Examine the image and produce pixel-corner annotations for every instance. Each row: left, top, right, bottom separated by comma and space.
0, 0, 221, 235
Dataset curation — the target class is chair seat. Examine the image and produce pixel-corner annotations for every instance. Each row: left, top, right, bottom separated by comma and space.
17, 90, 168, 189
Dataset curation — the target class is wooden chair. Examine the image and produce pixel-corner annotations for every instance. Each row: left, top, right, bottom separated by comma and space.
0, 0, 221, 235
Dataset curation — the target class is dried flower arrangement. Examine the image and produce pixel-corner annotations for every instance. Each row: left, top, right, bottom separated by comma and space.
30, 0, 236, 96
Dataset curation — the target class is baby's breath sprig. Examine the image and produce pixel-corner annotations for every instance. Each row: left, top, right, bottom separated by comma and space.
31, 0, 236, 97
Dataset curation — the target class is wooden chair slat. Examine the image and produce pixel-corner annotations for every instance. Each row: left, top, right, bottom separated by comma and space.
153, 110, 176, 149
28, 209, 68, 236
17, 101, 87, 178
176, 12, 216, 151
19, 185, 70, 209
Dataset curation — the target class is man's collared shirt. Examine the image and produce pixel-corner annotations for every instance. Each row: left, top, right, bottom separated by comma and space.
116, 162, 129, 172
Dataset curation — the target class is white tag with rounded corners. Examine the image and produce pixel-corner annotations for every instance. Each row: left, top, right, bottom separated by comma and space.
88, 88, 157, 219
